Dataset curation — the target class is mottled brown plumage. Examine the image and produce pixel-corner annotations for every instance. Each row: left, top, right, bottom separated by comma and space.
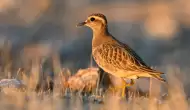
77, 13, 166, 83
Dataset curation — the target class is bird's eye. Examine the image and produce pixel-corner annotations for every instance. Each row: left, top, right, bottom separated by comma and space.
90, 17, 95, 21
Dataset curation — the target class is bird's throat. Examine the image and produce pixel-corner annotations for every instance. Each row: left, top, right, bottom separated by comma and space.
92, 26, 109, 37
92, 28, 111, 48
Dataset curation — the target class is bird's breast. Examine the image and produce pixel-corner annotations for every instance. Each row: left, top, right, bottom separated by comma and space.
92, 46, 119, 76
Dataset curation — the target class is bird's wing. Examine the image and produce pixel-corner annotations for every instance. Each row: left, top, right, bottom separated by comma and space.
98, 43, 164, 76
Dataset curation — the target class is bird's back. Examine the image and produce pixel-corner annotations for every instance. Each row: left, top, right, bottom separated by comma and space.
92, 34, 165, 80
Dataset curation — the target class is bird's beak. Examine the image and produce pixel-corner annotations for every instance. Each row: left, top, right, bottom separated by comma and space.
76, 21, 86, 27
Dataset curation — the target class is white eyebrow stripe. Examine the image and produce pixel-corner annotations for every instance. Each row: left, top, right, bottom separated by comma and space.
89, 16, 105, 24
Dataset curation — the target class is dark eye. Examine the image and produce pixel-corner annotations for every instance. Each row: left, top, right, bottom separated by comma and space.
90, 17, 95, 21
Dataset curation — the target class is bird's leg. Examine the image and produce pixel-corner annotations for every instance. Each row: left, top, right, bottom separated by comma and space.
89, 68, 104, 103
108, 85, 116, 96
130, 79, 135, 86
121, 79, 136, 98
95, 68, 104, 95
121, 79, 127, 98
126, 79, 135, 86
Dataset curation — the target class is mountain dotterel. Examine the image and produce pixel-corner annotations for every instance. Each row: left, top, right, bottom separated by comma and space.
76, 13, 166, 97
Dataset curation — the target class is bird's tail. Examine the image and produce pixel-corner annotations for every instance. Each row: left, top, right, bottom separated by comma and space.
149, 73, 169, 89
150, 73, 166, 83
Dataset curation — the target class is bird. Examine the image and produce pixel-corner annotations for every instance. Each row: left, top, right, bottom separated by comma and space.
76, 13, 166, 97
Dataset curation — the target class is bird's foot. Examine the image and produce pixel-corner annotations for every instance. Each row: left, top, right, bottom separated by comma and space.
107, 86, 126, 98
108, 86, 116, 95
107, 79, 136, 98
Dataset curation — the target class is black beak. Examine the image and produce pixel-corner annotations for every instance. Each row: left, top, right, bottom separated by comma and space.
76, 22, 86, 27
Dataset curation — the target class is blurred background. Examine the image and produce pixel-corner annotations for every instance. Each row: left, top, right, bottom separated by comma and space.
0, 0, 190, 94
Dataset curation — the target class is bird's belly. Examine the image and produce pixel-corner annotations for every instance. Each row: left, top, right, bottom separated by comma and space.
100, 65, 139, 79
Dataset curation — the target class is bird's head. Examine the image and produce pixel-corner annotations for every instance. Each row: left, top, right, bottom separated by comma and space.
76, 13, 108, 32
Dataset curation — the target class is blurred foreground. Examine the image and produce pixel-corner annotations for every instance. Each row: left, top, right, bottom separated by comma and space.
0, 66, 189, 110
